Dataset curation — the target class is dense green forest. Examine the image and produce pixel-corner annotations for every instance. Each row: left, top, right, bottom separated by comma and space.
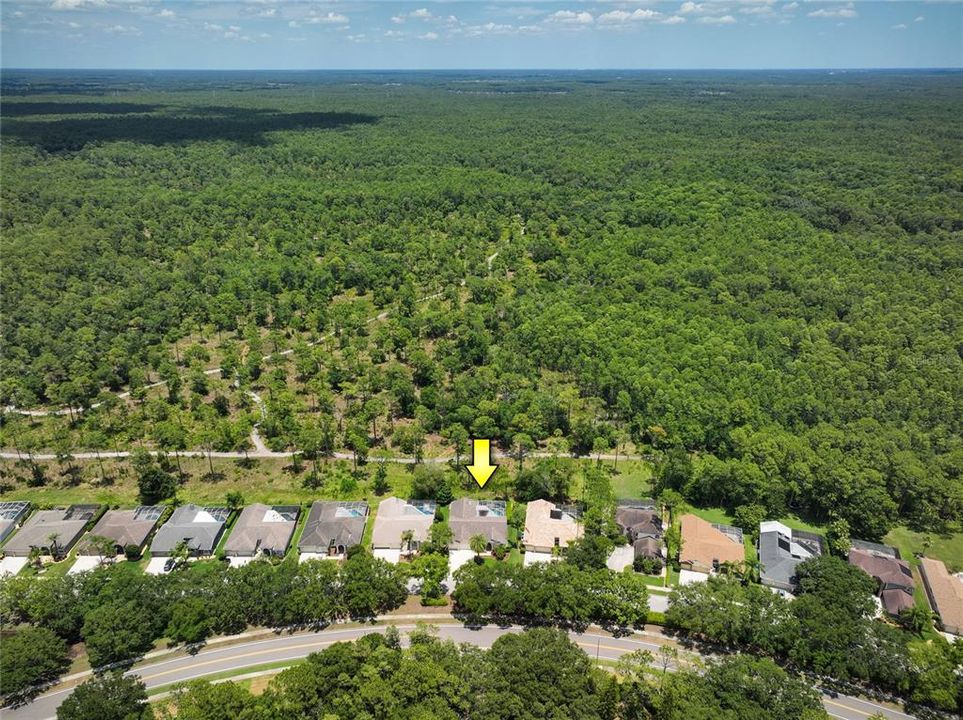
54, 627, 830, 720
2, 70, 962, 541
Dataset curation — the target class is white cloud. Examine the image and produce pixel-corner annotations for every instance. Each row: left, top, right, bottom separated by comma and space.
807, 4, 857, 19
257, 9, 276, 18
51, 0, 105, 10
384, 29, 403, 37
679, 2, 729, 15
411, 8, 432, 19
288, 20, 298, 27
419, 30, 439, 40
697, 14, 736, 24
464, 21, 514, 36
156, 9, 174, 19
891, 23, 907, 30
598, 8, 661, 25
68, 20, 81, 28
914, 15, 924, 23
740, 5, 773, 14
662, 15, 687, 24
204, 22, 223, 32
228, 24, 240, 32
391, 15, 405, 24
307, 12, 348, 25
346, 33, 365, 42
13, 10, 24, 17
546, 10, 594, 25
782, 2, 798, 11
104, 23, 140, 35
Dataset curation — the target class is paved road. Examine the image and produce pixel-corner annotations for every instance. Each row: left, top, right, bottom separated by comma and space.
0, 622, 917, 720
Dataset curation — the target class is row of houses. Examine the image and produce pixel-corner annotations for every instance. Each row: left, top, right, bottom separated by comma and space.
1, 497, 960, 637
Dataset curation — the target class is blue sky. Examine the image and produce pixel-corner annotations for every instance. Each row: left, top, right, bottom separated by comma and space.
2, 1, 961, 69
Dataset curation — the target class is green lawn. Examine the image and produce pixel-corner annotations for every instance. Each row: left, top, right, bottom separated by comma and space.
687, 507, 824, 537
884, 525, 963, 572
609, 460, 654, 500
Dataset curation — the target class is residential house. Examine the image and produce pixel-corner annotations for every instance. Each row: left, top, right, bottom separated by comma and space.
298, 501, 369, 560
1, 505, 99, 559
150, 504, 230, 557
0, 501, 31, 545
678, 514, 745, 581
758, 520, 824, 593
615, 503, 663, 560
522, 499, 582, 565
448, 498, 508, 550
223, 504, 300, 561
371, 497, 436, 563
78, 506, 164, 556
848, 540, 915, 617
919, 557, 963, 637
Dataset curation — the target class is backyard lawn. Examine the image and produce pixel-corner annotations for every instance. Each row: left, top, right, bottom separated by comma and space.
884, 525, 963, 572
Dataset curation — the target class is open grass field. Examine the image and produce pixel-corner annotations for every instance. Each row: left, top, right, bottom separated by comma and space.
885, 525, 963, 573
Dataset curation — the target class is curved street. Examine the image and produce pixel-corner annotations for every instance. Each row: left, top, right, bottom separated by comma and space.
0, 620, 918, 720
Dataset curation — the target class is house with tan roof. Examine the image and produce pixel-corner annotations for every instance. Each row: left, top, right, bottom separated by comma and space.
919, 557, 963, 637
370, 497, 436, 563
77, 506, 164, 556
522, 499, 582, 565
678, 514, 745, 577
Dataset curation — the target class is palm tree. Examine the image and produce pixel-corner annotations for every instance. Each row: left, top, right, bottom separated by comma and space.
401, 529, 415, 556
469, 534, 488, 560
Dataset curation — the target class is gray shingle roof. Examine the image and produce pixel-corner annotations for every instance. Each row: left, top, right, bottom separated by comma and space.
615, 507, 662, 540
757, 521, 824, 592
223, 504, 299, 557
2, 505, 99, 557
449, 498, 508, 548
298, 501, 368, 554
150, 504, 229, 556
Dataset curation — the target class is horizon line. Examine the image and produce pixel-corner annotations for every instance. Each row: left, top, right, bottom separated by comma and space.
4, 66, 962, 72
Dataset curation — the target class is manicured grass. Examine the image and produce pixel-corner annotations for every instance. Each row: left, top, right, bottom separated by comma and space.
687, 506, 825, 537
884, 525, 963, 572
361, 498, 380, 549
609, 460, 654, 499
637, 572, 669, 588
149, 659, 299, 698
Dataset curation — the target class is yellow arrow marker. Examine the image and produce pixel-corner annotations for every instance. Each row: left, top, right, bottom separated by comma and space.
466, 438, 498, 488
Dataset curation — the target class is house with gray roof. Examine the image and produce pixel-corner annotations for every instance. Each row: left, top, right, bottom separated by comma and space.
223, 504, 299, 558
0, 502, 31, 545
757, 520, 824, 593
150, 504, 230, 556
449, 498, 508, 550
299, 501, 368, 558
78, 506, 164, 555
2, 505, 100, 559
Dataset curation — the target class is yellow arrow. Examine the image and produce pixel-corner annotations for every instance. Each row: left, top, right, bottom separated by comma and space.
466, 438, 498, 488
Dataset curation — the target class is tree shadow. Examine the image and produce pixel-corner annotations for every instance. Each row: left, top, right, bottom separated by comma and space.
1, 107, 380, 152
